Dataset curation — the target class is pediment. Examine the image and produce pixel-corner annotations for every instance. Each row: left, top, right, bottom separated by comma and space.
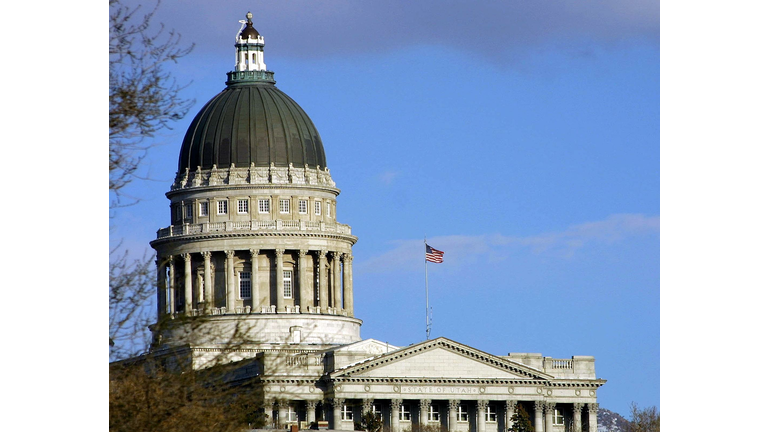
329, 339, 401, 356
330, 337, 553, 381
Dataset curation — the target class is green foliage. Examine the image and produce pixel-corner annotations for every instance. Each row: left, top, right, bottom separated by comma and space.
509, 403, 534, 432
361, 411, 383, 432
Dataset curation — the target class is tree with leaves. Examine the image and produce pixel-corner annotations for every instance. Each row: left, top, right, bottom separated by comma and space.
509, 403, 534, 432
360, 410, 383, 432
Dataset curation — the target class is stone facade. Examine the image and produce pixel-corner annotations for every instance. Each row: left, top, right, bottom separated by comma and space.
145, 12, 605, 432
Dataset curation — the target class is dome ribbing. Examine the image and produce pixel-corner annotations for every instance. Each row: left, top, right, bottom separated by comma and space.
177, 81, 327, 173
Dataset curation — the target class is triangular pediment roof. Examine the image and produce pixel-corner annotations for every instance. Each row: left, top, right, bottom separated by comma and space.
330, 337, 553, 381
325, 339, 401, 356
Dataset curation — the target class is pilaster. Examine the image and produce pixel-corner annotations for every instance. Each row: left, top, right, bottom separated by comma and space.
225, 250, 235, 312
275, 249, 285, 311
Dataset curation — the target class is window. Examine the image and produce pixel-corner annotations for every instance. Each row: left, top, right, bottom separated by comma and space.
342, 404, 353, 421
314, 201, 321, 215
399, 404, 411, 421
280, 199, 290, 214
283, 270, 293, 298
199, 201, 209, 217
258, 198, 270, 214
372, 404, 382, 420
217, 200, 228, 215
239, 271, 251, 299
298, 199, 308, 214
175, 205, 183, 221
326, 202, 331, 217
554, 408, 564, 426
287, 406, 298, 422
184, 203, 192, 220
457, 404, 468, 422
485, 405, 497, 423
428, 404, 440, 422
237, 199, 249, 214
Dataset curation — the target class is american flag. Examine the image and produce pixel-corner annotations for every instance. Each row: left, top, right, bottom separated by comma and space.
425, 244, 444, 263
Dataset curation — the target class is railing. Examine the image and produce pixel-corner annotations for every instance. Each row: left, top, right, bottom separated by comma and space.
546, 358, 574, 369
156, 220, 353, 239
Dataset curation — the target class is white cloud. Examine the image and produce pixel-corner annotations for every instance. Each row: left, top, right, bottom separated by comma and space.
356, 213, 659, 273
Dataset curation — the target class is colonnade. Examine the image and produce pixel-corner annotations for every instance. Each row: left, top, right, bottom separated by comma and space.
155, 249, 353, 318
266, 398, 598, 432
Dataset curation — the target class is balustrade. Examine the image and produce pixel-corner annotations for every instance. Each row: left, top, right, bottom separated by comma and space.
156, 219, 352, 239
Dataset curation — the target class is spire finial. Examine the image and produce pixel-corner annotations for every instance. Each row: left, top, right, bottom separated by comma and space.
246, 11, 253, 24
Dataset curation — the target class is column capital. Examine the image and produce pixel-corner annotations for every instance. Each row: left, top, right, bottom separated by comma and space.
201, 250, 212, 259
224, 250, 234, 258
390, 398, 403, 408
330, 251, 339, 259
306, 399, 321, 408
448, 399, 460, 410
277, 399, 290, 409
250, 248, 260, 257
572, 403, 584, 412
587, 403, 599, 413
419, 399, 431, 409
182, 253, 191, 262
544, 402, 555, 414
298, 249, 307, 256
534, 401, 544, 412
477, 400, 488, 410
275, 248, 285, 256
167, 254, 175, 263
362, 398, 373, 412
505, 400, 517, 410
342, 253, 353, 263
332, 398, 345, 409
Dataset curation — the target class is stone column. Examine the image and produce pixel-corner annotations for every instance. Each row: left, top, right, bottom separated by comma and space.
318, 250, 328, 310
183, 253, 193, 313
168, 256, 176, 315
156, 258, 167, 318
587, 403, 598, 432
505, 400, 517, 432
250, 249, 260, 309
277, 400, 289, 429
572, 403, 584, 432
544, 402, 554, 432
477, 400, 488, 432
299, 249, 310, 312
419, 399, 431, 427
390, 399, 402, 432
448, 400, 459, 432
306, 400, 319, 425
202, 251, 212, 310
225, 250, 235, 312
275, 249, 285, 311
332, 398, 344, 430
342, 253, 353, 315
331, 252, 341, 311
362, 398, 374, 415
534, 401, 544, 432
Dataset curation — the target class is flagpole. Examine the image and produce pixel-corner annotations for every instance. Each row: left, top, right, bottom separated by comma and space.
425, 235, 429, 341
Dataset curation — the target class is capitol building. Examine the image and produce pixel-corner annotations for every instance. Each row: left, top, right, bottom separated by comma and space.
147, 13, 605, 432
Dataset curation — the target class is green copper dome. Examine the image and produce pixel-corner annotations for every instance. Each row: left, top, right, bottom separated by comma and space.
177, 80, 327, 173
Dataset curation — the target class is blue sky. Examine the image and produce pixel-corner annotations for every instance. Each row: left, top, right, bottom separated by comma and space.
110, 0, 660, 418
